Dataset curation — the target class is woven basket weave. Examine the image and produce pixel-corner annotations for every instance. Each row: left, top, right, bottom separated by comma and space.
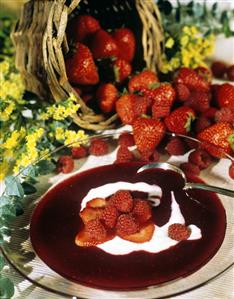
12, 0, 164, 130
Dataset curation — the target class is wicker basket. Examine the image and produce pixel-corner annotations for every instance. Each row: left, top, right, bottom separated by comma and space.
12, 0, 164, 130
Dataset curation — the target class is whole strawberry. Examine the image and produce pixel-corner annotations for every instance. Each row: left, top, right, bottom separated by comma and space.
116, 94, 150, 125
211, 61, 227, 79
216, 83, 234, 109
151, 83, 176, 118
96, 83, 118, 114
185, 91, 211, 113
174, 67, 210, 92
128, 70, 159, 93
195, 66, 212, 83
90, 29, 119, 59
197, 122, 234, 158
67, 15, 101, 42
132, 117, 166, 153
65, 42, 99, 85
164, 106, 196, 135
112, 28, 136, 62
112, 58, 132, 83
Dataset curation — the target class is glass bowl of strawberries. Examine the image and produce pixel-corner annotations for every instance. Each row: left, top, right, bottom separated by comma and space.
1, 127, 233, 299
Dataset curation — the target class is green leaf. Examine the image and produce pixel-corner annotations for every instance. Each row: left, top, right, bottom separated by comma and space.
0, 196, 11, 208
192, 2, 204, 18
0, 277, 15, 299
0, 255, 5, 271
5, 176, 24, 198
36, 160, 56, 175
21, 182, 37, 195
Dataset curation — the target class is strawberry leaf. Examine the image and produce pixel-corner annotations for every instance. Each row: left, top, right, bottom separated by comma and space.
184, 113, 195, 132
227, 133, 234, 151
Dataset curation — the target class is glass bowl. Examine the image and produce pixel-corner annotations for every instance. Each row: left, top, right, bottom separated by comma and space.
1, 129, 234, 299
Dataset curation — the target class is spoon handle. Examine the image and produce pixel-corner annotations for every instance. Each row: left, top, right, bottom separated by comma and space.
185, 182, 234, 197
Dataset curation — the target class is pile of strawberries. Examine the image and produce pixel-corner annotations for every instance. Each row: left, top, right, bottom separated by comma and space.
75, 190, 155, 246
63, 14, 234, 180
75, 190, 191, 246
66, 14, 136, 113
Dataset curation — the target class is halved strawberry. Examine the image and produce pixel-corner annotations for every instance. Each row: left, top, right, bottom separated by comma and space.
66, 42, 99, 85
164, 106, 196, 135
197, 122, 234, 158
122, 221, 155, 243
90, 29, 119, 59
128, 70, 159, 93
132, 117, 166, 153
86, 198, 107, 208
79, 207, 104, 224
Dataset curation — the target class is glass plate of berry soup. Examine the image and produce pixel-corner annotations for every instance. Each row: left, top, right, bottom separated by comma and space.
1, 131, 234, 299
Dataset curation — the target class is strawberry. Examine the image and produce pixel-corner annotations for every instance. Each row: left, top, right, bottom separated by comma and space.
89, 138, 109, 156
109, 190, 134, 213
164, 106, 196, 135
195, 115, 211, 134
175, 83, 190, 102
112, 28, 136, 62
128, 70, 159, 93
112, 58, 132, 83
100, 205, 119, 229
116, 214, 139, 237
151, 83, 176, 118
215, 107, 234, 124
227, 65, 234, 81
96, 83, 118, 113
174, 67, 210, 92
115, 145, 135, 163
122, 221, 155, 243
66, 43, 99, 85
67, 15, 101, 42
195, 66, 212, 83
216, 83, 234, 109
132, 117, 166, 153
211, 61, 227, 79
165, 137, 186, 156
168, 223, 191, 241
118, 133, 135, 147
57, 155, 74, 174
90, 29, 119, 59
185, 91, 211, 113
197, 122, 234, 158
115, 94, 150, 125
132, 199, 152, 223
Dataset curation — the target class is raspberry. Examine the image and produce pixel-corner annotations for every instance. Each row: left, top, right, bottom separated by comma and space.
132, 199, 152, 223
85, 219, 107, 242
115, 146, 134, 163
211, 61, 227, 79
139, 149, 160, 162
89, 138, 108, 156
152, 103, 171, 118
185, 139, 200, 150
100, 205, 119, 228
118, 133, 135, 147
57, 155, 74, 174
165, 137, 186, 156
229, 161, 234, 180
180, 162, 200, 176
116, 214, 139, 237
215, 107, 234, 124
227, 65, 234, 81
175, 83, 190, 102
195, 116, 211, 134
109, 190, 134, 213
188, 149, 212, 170
71, 145, 88, 159
168, 223, 191, 241
185, 91, 210, 113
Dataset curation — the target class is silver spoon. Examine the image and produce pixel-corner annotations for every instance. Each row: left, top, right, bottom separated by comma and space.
137, 162, 234, 198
